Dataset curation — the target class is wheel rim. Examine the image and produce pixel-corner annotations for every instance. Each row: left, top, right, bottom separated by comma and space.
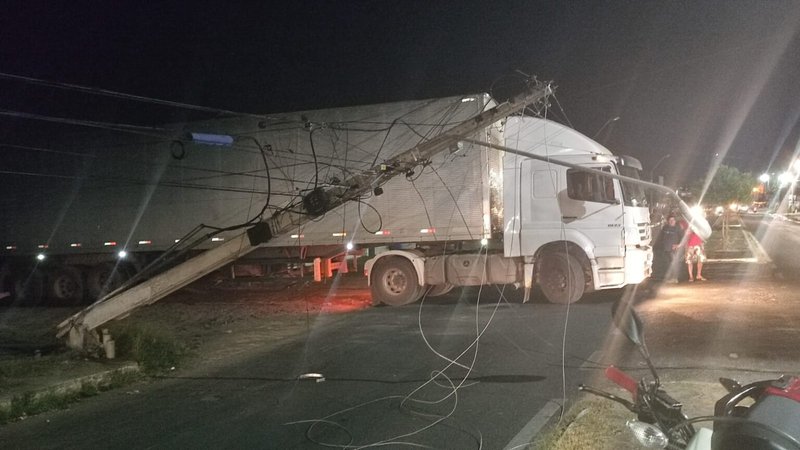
383, 268, 408, 295
541, 267, 568, 295
54, 275, 80, 299
538, 253, 584, 304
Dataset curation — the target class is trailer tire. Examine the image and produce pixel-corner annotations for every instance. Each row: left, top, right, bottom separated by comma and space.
87, 263, 127, 300
13, 268, 45, 306
48, 265, 85, 305
370, 257, 422, 306
537, 252, 584, 304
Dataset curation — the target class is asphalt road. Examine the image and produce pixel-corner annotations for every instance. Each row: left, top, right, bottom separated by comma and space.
0, 289, 622, 449
743, 212, 800, 276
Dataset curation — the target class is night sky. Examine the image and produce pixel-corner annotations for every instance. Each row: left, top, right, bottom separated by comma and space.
2, 0, 800, 184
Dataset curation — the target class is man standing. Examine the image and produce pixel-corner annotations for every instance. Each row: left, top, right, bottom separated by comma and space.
659, 215, 683, 283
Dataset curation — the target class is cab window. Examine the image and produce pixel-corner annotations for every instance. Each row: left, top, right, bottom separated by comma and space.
566, 167, 617, 204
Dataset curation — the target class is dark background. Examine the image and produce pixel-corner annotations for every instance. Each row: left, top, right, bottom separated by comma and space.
2, 0, 800, 185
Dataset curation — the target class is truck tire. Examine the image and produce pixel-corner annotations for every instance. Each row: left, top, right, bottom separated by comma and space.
13, 268, 45, 306
371, 257, 422, 306
537, 252, 585, 304
87, 263, 127, 300
47, 265, 85, 305
0, 263, 12, 304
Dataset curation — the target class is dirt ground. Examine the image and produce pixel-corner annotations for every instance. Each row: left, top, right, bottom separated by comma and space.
0, 273, 372, 395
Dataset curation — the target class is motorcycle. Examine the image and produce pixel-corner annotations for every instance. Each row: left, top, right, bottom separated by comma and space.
578, 301, 800, 450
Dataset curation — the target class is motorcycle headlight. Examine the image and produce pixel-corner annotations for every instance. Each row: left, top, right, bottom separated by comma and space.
626, 420, 668, 449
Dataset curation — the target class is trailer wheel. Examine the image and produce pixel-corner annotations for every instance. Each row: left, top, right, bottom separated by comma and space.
537, 252, 584, 304
87, 263, 127, 300
425, 283, 455, 297
13, 268, 45, 306
371, 257, 422, 306
48, 265, 85, 305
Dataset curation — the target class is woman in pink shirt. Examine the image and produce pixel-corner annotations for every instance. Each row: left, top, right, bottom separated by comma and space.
684, 229, 707, 281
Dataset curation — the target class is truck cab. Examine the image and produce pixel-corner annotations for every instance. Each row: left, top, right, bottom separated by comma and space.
502, 116, 652, 302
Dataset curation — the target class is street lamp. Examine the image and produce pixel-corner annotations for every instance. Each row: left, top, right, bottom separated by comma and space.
759, 173, 770, 183
593, 116, 620, 139
649, 153, 671, 182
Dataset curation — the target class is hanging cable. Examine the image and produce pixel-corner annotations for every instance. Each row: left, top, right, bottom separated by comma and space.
356, 198, 382, 234
0, 71, 273, 120
308, 127, 321, 191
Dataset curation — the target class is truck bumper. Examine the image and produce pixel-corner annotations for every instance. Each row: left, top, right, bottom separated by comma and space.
594, 246, 652, 289
624, 246, 652, 284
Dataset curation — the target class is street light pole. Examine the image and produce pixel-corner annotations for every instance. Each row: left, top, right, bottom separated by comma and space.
649, 153, 672, 182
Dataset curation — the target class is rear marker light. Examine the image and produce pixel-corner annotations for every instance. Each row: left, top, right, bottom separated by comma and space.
211, 237, 224, 242
70, 243, 82, 248
138, 240, 152, 245
38, 244, 49, 249
104, 241, 117, 247
5, 245, 16, 250
374, 230, 390, 236
332, 232, 347, 237
290, 234, 305, 239
420, 228, 436, 234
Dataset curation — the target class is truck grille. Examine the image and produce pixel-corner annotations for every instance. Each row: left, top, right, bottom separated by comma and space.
637, 223, 650, 242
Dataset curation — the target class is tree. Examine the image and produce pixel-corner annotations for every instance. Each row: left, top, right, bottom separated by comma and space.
689, 165, 757, 206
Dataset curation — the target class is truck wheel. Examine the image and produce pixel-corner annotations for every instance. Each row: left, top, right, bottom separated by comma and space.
371, 257, 422, 306
87, 263, 127, 300
48, 265, 85, 305
13, 268, 45, 306
426, 283, 455, 297
0, 263, 12, 304
537, 252, 585, 304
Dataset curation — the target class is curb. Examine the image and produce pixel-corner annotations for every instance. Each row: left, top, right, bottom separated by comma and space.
0, 362, 140, 413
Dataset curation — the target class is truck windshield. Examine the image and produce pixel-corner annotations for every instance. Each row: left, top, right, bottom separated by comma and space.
619, 165, 648, 207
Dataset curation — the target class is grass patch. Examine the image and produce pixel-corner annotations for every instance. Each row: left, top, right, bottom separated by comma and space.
0, 352, 81, 390
110, 324, 188, 374
531, 398, 634, 450
0, 368, 143, 424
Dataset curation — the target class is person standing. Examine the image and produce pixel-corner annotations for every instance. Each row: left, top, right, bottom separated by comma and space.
685, 228, 707, 281
659, 215, 683, 283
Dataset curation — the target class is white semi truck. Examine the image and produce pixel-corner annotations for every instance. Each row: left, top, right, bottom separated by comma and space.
363, 114, 654, 306
1, 80, 709, 349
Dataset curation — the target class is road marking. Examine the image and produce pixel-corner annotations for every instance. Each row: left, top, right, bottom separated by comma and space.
503, 399, 562, 450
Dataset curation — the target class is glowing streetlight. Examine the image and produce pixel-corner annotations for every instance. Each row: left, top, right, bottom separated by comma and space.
593, 116, 620, 139
759, 173, 770, 183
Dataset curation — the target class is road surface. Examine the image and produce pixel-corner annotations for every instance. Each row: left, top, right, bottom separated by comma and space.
744, 212, 800, 276
0, 288, 620, 449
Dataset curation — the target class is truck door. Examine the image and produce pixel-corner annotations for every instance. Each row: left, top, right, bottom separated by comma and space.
560, 165, 625, 259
